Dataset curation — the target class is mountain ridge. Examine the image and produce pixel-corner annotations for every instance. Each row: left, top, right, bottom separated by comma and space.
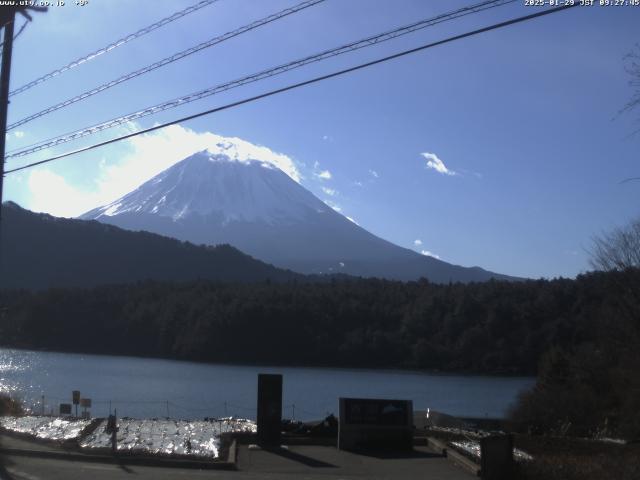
0, 201, 302, 290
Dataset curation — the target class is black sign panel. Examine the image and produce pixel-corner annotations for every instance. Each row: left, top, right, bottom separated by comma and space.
257, 373, 282, 446
343, 398, 410, 426
338, 397, 413, 452
59, 403, 72, 415
72, 390, 80, 405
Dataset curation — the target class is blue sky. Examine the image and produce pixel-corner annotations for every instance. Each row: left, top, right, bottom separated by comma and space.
3, 0, 639, 279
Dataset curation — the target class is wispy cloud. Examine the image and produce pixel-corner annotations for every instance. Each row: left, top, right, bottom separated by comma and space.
312, 161, 332, 180
322, 187, 337, 196
369, 169, 379, 178
5, 130, 26, 140
346, 216, 359, 225
323, 199, 341, 212
414, 239, 440, 260
459, 168, 483, 179
421, 152, 456, 176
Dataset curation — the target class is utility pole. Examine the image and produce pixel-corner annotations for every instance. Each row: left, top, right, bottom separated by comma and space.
0, 9, 16, 228
0, 6, 46, 230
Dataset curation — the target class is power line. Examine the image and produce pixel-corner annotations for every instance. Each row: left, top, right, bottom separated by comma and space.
4, 3, 578, 176
8, 0, 220, 97
12, 20, 28, 41
7, 0, 326, 131
7, 0, 515, 158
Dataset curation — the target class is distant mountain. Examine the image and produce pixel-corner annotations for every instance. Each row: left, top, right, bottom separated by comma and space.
81, 150, 517, 283
0, 202, 300, 290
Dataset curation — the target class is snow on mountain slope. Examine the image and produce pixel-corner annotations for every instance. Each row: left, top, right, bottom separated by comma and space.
89, 152, 322, 225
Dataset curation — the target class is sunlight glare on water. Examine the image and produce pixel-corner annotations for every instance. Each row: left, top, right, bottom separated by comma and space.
0, 349, 33, 395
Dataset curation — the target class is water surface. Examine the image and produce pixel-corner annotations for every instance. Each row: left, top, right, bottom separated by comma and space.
0, 348, 534, 420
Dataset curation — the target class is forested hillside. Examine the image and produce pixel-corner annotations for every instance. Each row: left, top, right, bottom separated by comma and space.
0, 202, 301, 288
1, 269, 637, 377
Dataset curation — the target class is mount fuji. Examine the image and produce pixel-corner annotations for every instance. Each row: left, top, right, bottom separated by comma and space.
80, 150, 515, 283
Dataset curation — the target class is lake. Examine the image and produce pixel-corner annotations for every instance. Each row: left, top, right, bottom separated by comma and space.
0, 348, 534, 421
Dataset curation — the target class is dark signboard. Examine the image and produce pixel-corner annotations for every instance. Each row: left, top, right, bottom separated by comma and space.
343, 398, 410, 426
72, 390, 80, 405
80, 398, 92, 408
59, 403, 72, 415
338, 398, 413, 451
257, 373, 282, 446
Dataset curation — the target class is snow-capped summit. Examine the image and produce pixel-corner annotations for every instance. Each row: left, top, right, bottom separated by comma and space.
88, 151, 326, 225
81, 149, 515, 283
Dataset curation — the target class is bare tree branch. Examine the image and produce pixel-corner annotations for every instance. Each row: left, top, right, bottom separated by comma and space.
620, 43, 640, 117
590, 218, 640, 271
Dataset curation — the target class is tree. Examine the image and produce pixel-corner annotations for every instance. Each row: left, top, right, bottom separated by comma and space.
590, 217, 640, 271
622, 44, 640, 123
620, 44, 640, 184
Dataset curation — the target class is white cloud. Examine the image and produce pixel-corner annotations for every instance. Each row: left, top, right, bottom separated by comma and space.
26, 124, 302, 217
414, 239, 423, 246
322, 135, 333, 142
125, 124, 301, 182
354, 181, 363, 187
27, 170, 104, 218
421, 250, 441, 259
322, 187, 337, 196
369, 169, 379, 178
421, 152, 456, 176
14, 131, 25, 138
346, 215, 359, 225
312, 160, 332, 180
316, 169, 332, 180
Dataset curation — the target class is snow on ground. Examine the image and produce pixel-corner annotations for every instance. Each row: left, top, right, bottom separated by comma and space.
449, 440, 533, 462
0, 416, 91, 441
80, 417, 256, 459
1, 416, 256, 459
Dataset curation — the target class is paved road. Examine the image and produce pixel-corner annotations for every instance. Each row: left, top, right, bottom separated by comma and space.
1, 456, 227, 480
0, 444, 474, 480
